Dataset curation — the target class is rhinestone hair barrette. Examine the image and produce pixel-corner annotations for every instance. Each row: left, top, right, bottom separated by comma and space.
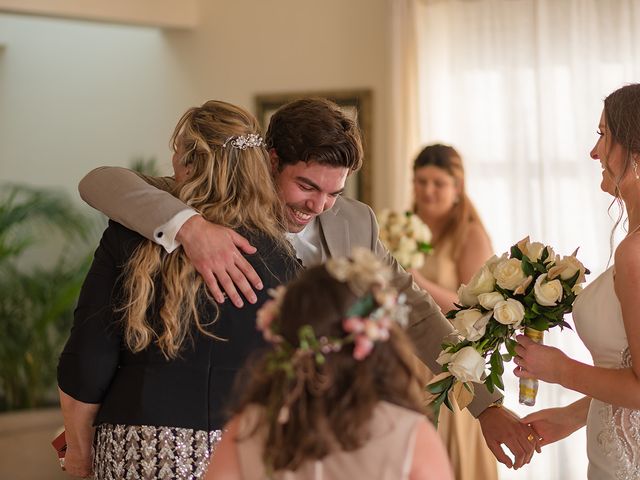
222, 133, 266, 150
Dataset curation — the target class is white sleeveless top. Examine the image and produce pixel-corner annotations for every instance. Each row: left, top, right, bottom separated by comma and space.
572, 266, 640, 479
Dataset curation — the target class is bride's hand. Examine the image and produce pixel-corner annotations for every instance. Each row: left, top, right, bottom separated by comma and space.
521, 406, 584, 447
513, 334, 569, 384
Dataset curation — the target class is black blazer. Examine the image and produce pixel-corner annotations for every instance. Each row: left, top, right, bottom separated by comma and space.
58, 221, 298, 431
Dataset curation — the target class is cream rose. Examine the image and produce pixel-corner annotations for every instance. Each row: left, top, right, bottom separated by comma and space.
457, 284, 477, 307
448, 346, 485, 383
478, 291, 504, 310
493, 298, 525, 327
436, 350, 453, 366
548, 255, 587, 283
457, 265, 496, 306
534, 273, 563, 306
494, 258, 526, 290
485, 253, 509, 275
467, 265, 496, 295
452, 309, 491, 341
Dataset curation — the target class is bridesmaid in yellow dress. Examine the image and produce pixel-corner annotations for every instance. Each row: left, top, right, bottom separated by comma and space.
409, 144, 498, 480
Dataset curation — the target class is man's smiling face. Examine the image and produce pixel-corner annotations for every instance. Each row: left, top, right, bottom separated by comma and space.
272, 160, 348, 233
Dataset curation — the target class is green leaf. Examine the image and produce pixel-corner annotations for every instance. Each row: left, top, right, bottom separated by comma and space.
426, 375, 454, 395
521, 257, 535, 276
540, 247, 549, 263
510, 245, 523, 260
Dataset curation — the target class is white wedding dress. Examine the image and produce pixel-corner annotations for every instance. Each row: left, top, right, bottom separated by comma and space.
573, 266, 640, 479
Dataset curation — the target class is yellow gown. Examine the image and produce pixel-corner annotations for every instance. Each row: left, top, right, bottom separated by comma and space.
417, 239, 498, 480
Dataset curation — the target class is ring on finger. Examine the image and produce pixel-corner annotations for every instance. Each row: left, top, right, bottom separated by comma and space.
527, 433, 535, 442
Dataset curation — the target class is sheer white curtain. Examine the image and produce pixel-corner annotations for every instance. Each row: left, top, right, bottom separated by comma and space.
408, 0, 640, 478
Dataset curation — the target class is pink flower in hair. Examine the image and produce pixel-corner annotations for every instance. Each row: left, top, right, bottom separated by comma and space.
343, 316, 366, 334
353, 336, 374, 360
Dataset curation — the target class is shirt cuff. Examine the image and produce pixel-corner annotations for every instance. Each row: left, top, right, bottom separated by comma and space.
153, 209, 199, 253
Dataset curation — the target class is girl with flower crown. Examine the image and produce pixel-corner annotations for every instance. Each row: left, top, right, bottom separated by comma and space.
205, 249, 453, 480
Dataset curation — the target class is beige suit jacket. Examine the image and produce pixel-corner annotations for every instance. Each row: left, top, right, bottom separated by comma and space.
79, 167, 501, 416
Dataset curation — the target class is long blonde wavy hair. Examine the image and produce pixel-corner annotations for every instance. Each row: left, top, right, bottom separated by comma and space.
120, 100, 288, 359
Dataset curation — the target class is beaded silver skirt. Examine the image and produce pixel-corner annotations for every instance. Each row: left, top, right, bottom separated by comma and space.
93, 424, 222, 480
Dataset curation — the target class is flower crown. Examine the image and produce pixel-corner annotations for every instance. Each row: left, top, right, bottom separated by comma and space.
222, 133, 266, 150
256, 248, 409, 364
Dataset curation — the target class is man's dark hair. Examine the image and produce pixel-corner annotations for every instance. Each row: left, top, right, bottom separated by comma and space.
265, 98, 363, 172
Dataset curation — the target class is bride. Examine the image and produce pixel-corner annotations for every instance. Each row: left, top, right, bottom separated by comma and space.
514, 83, 640, 480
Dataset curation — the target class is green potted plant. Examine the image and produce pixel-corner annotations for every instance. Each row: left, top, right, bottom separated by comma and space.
0, 183, 95, 411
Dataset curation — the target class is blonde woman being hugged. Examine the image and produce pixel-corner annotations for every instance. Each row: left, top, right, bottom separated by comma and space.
409, 144, 498, 480
57, 101, 299, 479
206, 250, 453, 480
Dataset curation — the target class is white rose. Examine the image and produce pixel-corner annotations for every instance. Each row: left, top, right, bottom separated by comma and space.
398, 235, 417, 254
534, 273, 563, 306
478, 291, 504, 309
448, 346, 485, 383
548, 255, 587, 283
408, 215, 432, 243
388, 222, 404, 238
452, 309, 491, 341
485, 253, 509, 275
457, 284, 477, 307
436, 350, 453, 366
467, 265, 496, 296
516, 236, 556, 263
494, 258, 526, 290
493, 298, 525, 327
527, 243, 555, 263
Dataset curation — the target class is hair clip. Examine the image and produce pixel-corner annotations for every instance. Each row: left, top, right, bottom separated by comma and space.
222, 133, 265, 150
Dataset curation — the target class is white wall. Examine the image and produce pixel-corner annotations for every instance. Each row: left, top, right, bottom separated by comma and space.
0, 13, 200, 201
0, 0, 394, 209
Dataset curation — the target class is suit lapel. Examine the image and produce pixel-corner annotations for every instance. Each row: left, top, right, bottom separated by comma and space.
318, 198, 350, 258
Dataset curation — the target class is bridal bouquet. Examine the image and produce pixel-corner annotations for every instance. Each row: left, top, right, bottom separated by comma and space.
377, 210, 432, 269
427, 236, 588, 419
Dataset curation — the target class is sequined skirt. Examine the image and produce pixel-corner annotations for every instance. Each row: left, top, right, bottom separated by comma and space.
93, 424, 222, 480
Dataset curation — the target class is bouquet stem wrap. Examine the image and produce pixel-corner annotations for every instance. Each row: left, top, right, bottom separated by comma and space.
519, 327, 544, 406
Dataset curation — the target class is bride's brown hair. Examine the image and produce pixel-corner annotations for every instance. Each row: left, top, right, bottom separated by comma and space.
602, 84, 640, 253
233, 265, 425, 472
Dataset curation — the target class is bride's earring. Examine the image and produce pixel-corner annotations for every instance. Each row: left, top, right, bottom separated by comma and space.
633, 160, 640, 180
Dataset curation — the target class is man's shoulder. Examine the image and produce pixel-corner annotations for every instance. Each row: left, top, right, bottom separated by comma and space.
328, 195, 374, 217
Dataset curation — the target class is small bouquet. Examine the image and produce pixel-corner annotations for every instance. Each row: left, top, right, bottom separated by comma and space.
427, 236, 589, 419
377, 210, 432, 269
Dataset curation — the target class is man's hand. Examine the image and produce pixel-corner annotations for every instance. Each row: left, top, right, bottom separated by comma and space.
176, 215, 262, 308
478, 405, 541, 469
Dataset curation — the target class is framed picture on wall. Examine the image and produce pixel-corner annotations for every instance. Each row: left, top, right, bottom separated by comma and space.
255, 89, 373, 205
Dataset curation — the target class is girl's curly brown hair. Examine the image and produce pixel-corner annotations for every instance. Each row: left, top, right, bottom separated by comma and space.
233, 264, 425, 472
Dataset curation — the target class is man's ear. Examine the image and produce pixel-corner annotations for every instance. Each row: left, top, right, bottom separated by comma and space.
269, 149, 280, 173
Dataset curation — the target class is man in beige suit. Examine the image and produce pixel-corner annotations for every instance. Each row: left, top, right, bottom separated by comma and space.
79, 98, 539, 469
